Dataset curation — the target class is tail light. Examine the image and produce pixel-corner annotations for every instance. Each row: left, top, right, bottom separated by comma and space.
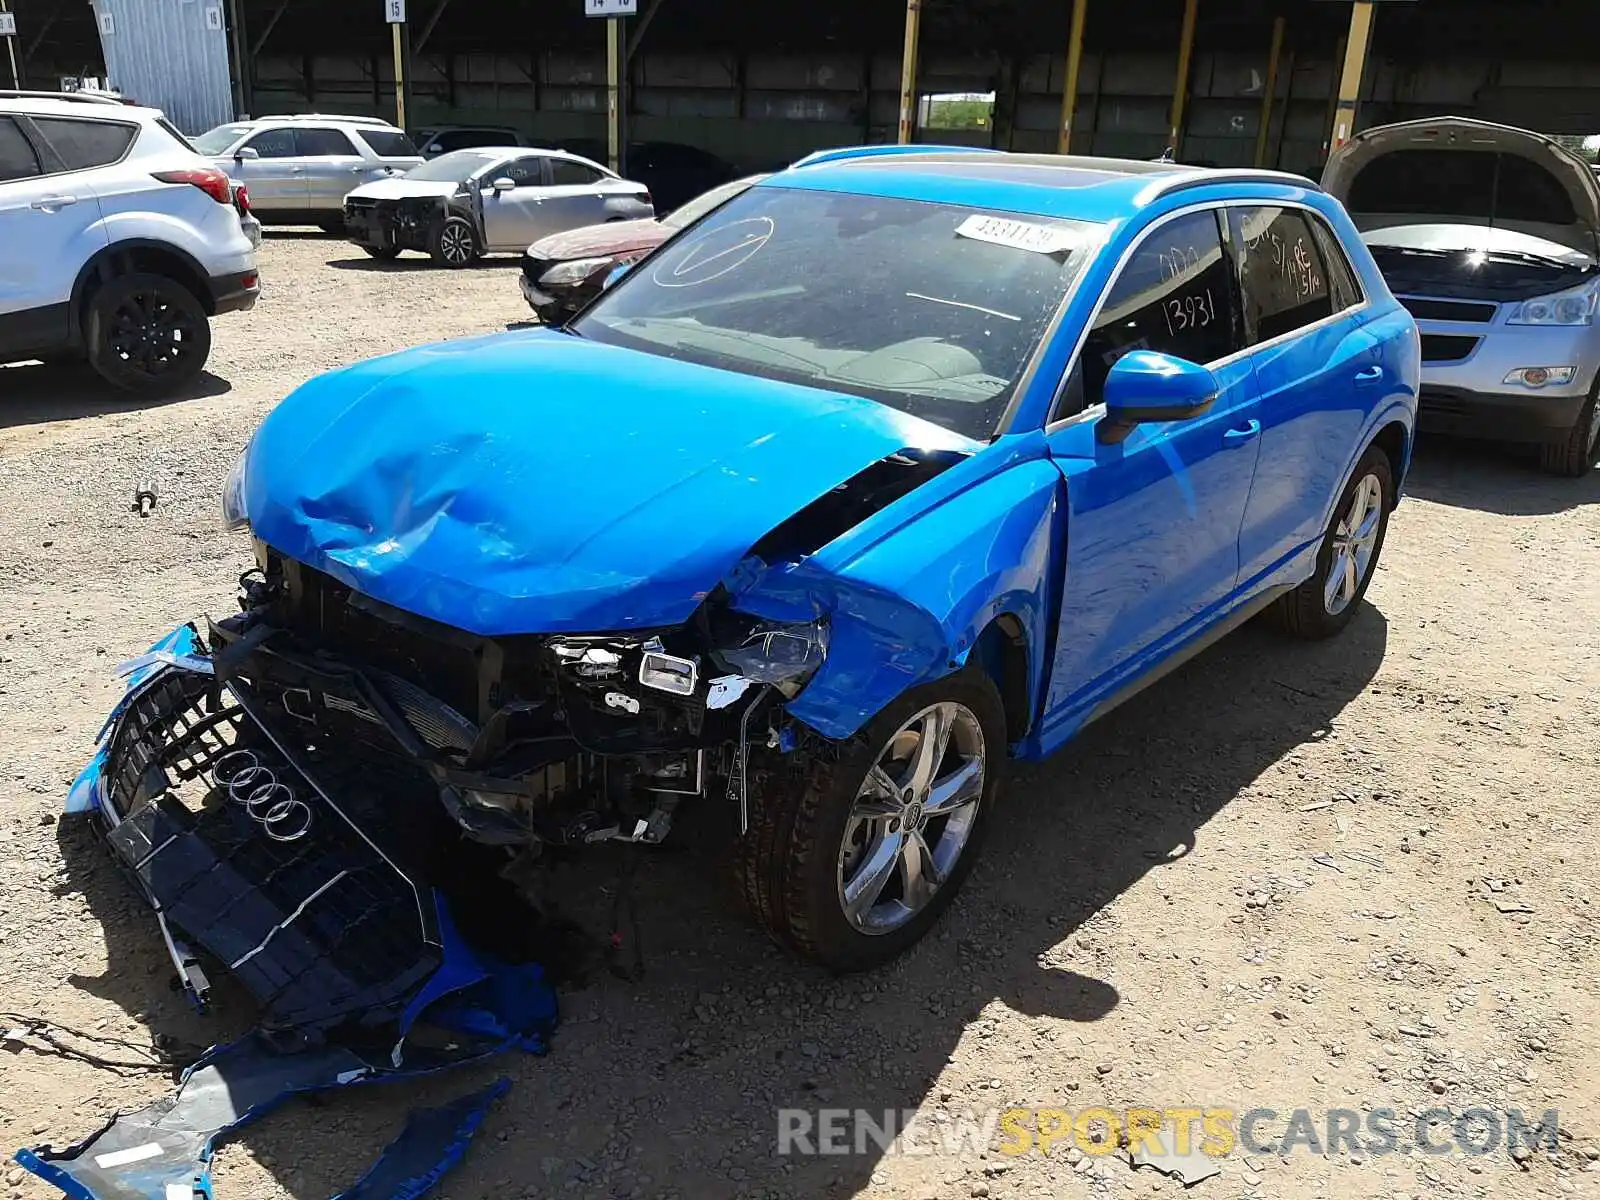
151, 166, 233, 206
234, 184, 253, 215
640, 190, 652, 208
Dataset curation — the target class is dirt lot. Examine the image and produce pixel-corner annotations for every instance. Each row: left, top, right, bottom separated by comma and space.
1, 233, 1598, 1200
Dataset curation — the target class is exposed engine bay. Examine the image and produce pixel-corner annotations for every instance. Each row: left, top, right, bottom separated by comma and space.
222, 538, 826, 852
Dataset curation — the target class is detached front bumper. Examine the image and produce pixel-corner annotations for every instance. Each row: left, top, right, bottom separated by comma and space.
70, 624, 443, 1030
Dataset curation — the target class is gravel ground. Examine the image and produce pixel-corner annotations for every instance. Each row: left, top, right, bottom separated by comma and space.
2, 233, 1598, 1200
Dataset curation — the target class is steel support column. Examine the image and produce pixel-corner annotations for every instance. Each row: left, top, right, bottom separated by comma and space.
1254, 14, 1285, 167
896, 0, 921, 145
606, 16, 621, 171
1057, 0, 1088, 154
1330, 0, 1375, 153
1168, 0, 1198, 157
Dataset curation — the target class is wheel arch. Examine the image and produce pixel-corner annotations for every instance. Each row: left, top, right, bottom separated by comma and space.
970, 612, 1033, 745
70, 239, 215, 336
1371, 419, 1412, 497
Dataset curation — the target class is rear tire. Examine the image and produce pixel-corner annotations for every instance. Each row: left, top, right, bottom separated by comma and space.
428, 216, 479, 267
733, 666, 1005, 972
1538, 391, 1599, 478
84, 273, 211, 395
1268, 443, 1394, 639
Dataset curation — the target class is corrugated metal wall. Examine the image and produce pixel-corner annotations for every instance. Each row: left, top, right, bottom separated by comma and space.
92, 0, 235, 133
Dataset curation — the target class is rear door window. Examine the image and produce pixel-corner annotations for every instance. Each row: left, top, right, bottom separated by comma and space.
1075, 208, 1241, 408
31, 117, 137, 170
295, 127, 359, 156
0, 116, 42, 182
549, 158, 605, 187
1226, 207, 1335, 343
358, 128, 419, 157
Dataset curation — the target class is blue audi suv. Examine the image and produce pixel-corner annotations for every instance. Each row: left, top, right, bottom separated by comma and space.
73, 148, 1419, 1008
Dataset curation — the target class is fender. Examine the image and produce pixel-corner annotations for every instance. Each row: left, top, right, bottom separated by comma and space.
68, 235, 213, 333
729, 456, 1067, 742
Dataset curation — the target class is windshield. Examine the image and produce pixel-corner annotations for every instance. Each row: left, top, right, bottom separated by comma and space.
572, 186, 1098, 439
663, 176, 763, 231
403, 150, 502, 182
193, 123, 251, 154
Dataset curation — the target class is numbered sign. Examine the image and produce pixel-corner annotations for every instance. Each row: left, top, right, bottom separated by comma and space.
0, 12, 16, 37
585, 0, 638, 15
385, 0, 406, 22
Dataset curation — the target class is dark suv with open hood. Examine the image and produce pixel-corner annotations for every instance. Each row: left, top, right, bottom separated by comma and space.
1324, 117, 1600, 476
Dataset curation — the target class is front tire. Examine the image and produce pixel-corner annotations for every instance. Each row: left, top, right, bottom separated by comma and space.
1268, 443, 1394, 639
361, 245, 402, 261
84, 273, 211, 394
734, 666, 1005, 972
428, 216, 479, 267
1538, 391, 1599, 478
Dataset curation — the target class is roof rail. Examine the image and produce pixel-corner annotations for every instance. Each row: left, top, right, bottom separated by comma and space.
790, 143, 1003, 169
0, 89, 128, 107
1144, 166, 1323, 200
251, 112, 397, 126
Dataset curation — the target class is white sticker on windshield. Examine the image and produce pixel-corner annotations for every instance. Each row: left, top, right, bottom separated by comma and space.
955, 214, 1076, 255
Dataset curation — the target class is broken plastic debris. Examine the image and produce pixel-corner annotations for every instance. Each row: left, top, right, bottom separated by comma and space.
1127, 1134, 1223, 1186
331, 1077, 510, 1200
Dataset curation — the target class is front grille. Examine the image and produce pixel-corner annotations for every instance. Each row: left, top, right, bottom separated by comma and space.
103, 667, 441, 1030
345, 196, 379, 213
521, 253, 552, 283
1420, 334, 1481, 363
1400, 297, 1497, 323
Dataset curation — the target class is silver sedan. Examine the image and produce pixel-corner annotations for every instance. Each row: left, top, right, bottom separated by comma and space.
342, 148, 655, 266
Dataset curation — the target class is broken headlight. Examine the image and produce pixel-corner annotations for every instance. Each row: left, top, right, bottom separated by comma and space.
221, 442, 251, 532
720, 619, 828, 693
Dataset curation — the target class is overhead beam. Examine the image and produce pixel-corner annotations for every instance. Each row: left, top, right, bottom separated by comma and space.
1330, 0, 1376, 153
22, 8, 58, 61
414, 0, 453, 54
624, 0, 666, 64
1056, 0, 1088, 154
250, 0, 291, 58
1253, 14, 1285, 168
896, 0, 921, 145
1167, 0, 1198, 156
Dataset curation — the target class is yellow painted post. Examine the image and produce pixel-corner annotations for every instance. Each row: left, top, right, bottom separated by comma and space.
1254, 15, 1285, 167
1330, 0, 1376, 153
1057, 0, 1088, 154
606, 16, 620, 172
1167, 0, 1198, 157
897, 0, 921, 145
391, 22, 406, 130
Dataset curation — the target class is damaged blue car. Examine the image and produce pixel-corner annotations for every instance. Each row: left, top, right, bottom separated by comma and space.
78, 146, 1418, 988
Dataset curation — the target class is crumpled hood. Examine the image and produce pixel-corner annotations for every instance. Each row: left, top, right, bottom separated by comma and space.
346, 177, 461, 202
243, 328, 973, 635
528, 217, 666, 261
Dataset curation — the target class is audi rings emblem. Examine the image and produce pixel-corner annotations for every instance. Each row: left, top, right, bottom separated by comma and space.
212, 749, 313, 843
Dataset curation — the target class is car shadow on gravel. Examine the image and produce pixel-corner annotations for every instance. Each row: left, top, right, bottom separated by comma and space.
43, 607, 1387, 1200
324, 255, 522, 272
1403, 435, 1600, 516
0, 363, 231, 430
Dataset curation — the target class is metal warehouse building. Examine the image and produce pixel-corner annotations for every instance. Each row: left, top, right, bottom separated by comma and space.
3, 0, 1597, 176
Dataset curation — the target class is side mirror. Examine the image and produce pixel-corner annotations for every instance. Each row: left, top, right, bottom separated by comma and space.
1097, 350, 1219, 445
234, 146, 259, 161
601, 261, 633, 291
490, 177, 516, 193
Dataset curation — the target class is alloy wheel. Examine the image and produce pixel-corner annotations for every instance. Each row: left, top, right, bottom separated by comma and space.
836, 701, 986, 935
105, 285, 199, 379
1323, 472, 1383, 616
440, 224, 472, 264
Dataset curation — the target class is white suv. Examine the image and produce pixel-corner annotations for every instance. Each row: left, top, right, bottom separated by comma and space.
0, 91, 261, 393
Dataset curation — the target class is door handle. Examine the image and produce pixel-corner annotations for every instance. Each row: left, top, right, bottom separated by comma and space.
1354, 365, 1385, 386
30, 194, 78, 210
1223, 419, 1262, 446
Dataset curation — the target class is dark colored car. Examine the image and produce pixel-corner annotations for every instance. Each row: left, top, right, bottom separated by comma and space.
519, 174, 766, 323
557, 138, 738, 211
